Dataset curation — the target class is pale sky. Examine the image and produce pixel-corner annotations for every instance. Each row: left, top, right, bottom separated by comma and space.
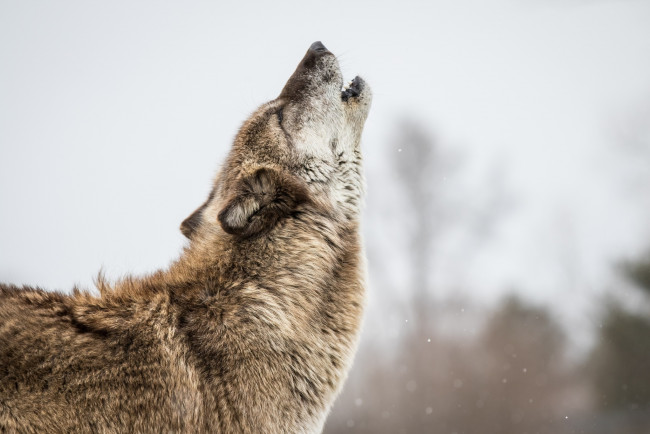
1, 1, 650, 338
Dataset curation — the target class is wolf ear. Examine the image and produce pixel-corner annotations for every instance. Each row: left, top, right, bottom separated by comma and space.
180, 202, 207, 239
180, 188, 215, 239
218, 168, 309, 238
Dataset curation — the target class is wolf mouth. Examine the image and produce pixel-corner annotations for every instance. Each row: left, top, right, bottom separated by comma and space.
341, 76, 364, 102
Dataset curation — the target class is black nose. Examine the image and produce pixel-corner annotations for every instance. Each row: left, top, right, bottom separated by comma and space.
309, 41, 328, 53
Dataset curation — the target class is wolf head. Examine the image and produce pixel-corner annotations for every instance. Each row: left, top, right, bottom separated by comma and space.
181, 41, 372, 240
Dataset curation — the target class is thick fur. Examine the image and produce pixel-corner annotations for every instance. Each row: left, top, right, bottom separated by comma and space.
0, 42, 371, 433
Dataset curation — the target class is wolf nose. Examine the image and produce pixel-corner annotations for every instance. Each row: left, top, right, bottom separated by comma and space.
309, 41, 328, 53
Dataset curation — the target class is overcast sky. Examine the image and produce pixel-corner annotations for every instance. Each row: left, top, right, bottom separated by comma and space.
2, 1, 650, 334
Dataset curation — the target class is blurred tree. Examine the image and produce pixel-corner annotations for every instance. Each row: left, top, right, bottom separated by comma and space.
590, 253, 650, 415
473, 295, 569, 434
591, 304, 650, 411
391, 119, 450, 329
621, 254, 650, 296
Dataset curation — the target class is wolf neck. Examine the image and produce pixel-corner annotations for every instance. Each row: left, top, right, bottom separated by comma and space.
158, 215, 364, 430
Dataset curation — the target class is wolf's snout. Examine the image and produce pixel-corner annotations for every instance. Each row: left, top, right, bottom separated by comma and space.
300, 40, 333, 69
279, 41, 337, 101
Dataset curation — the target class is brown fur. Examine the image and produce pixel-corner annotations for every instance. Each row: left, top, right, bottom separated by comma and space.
0, 41, 371, 433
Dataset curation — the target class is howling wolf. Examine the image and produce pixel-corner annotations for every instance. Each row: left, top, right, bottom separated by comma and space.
0, 41, 371, 433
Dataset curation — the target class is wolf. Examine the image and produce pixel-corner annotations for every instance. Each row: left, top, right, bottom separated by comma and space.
0, 41, 371, 433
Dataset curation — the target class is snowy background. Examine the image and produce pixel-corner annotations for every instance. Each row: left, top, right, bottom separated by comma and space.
2, 1, 650, 432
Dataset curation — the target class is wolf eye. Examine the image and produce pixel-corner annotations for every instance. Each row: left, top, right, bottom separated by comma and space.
276, 108, 284, 124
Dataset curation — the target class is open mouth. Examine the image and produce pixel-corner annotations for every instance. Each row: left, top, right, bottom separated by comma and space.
341, 76, 364, 102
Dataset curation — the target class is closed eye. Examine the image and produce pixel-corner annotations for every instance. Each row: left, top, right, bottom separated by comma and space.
275, 106, 293, 146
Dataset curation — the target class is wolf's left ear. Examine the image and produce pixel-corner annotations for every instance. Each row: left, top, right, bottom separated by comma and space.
180, 188, 215, 239
218, 168, 309, 238
180, 202, 207, 239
